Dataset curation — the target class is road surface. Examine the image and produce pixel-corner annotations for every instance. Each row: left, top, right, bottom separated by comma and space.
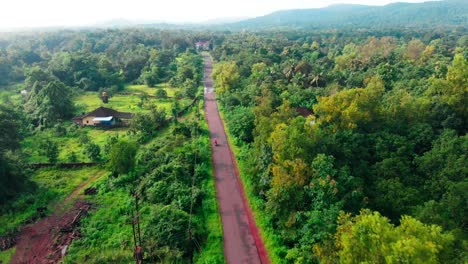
203, 53, 270, 264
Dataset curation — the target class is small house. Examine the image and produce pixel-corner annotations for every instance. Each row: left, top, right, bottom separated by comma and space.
295, 107, 314, 117
195, 41, 210, 51
72, 106, 133, 127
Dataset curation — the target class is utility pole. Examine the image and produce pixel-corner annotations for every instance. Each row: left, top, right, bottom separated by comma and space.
135, 194, 142, 247
131, 210, 139, 264
131, 193, 143, 264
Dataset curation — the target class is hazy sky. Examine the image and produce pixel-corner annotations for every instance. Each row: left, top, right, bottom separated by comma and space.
1, 0, 431, 28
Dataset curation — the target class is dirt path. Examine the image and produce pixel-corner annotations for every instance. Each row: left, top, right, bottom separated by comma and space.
203, 54, 270, 264
10, 171, 105, 264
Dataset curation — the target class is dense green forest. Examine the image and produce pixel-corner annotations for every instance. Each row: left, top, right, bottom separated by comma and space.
211, 28, 467, 263
0, 15, 467, 263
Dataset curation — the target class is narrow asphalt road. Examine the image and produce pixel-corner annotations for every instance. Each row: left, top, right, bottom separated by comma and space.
203, 53, 269, 264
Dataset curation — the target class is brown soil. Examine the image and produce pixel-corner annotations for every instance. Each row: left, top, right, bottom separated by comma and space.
11, 200, 90, 264
10, 172, 103, 264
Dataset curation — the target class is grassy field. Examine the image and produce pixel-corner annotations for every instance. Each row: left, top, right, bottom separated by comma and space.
75, 84, 188, 115
21, 125, 128, 163
125, 83, 179, 97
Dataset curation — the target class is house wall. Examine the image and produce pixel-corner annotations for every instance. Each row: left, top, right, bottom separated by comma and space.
82, 116, 96, 126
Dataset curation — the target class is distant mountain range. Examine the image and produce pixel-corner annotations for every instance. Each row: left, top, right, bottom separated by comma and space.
227, 0, 468, 30
2, 0, 466, 32
99, 0, 467, 30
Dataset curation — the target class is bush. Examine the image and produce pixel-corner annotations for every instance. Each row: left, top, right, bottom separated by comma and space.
39, 139, 59, 163
226, 106, 255, 143
84, 143, 101, 162
107, 140, 137, 176
155, 88, 168, 99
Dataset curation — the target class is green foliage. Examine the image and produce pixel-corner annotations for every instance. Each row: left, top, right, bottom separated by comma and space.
66, 151, 78, 162
140, 65, 160, 87
225, 106, 255, 143
314, 77, 384, 131
21, 126, 125, 163
128, 105, 168, 142
182, 79, 198, 99
83, 142, 101, 162
427, 53, 468, 129
0, 31, 215, 262
103, 134, 119, 156
212, 61, 240, 96
144, 204, 190, 260
0, 151, 27, 205
63, 181, 138, 264
0, 105, 22, 151
317, 210, 454, 264
107, 140, 137, 176
170, 51, 203, 88
0, 247, 15, 264
39, 139, 59, 163
155, 88, 168, 98
212, 28, 467, 263
25, 80, 74, 128
1, 22, 467, 263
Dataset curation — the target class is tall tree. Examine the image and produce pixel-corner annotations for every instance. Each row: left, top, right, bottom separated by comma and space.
26, 80, 74, 128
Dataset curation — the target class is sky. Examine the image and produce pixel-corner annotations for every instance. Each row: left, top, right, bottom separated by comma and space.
0, 0, 432, 29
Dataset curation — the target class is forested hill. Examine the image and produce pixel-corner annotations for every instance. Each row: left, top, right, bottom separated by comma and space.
228, 0, 468, 30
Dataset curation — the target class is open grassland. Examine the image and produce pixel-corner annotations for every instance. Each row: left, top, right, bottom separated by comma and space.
125, 83, 179, 97
21, 125, 128, 163
75, 84, 188, 115
0, 167, 107, 236
74, 92, 164, 114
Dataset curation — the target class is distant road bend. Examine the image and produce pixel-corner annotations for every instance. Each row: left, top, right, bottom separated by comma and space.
203, 53, 270, 264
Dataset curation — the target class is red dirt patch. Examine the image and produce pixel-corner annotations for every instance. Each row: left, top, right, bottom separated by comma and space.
10, 200, 91, 264
10, 171, 104, 263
